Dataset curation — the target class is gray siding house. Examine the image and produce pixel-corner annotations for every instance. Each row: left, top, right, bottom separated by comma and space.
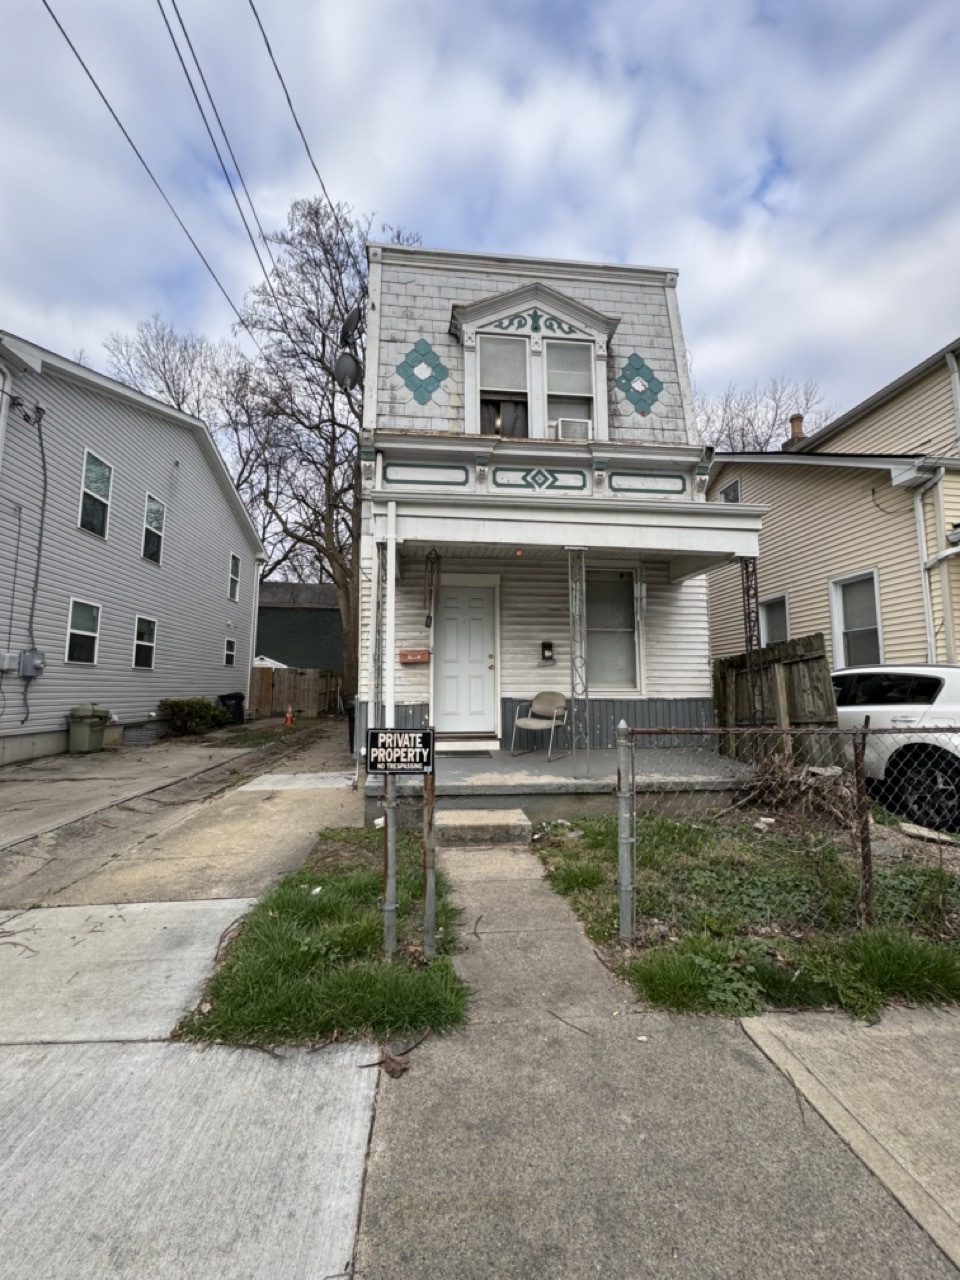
0, 332, 265, 763
358, 245, 764, 751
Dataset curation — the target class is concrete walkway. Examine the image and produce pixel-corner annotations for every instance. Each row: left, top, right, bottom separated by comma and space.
355, 844, 957, 1279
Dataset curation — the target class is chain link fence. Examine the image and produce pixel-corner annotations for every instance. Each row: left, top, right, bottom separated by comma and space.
614, 723, 960, 946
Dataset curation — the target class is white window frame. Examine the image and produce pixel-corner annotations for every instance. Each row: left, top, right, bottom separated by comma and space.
77, 448, 113, 539
132, 615, 157, 670
585, 566, 645, 695
224, 637, 237, 667
759, 594, 789, 645
544, 338, 596, 441
718, 479, 740, 503
829, 569, 883, 667
462, 323, 609, 441
228, 554, 241, 602
65, 597, 101, 665
142, 494, 165, 565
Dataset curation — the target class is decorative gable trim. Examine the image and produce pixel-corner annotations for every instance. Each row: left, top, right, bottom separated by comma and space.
449, 281, 620, 343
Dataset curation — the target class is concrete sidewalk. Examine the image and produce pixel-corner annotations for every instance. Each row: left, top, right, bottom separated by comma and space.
355, 845, 957, 1279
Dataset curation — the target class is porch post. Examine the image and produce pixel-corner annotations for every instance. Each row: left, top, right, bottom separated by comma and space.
567, 547, 590, 777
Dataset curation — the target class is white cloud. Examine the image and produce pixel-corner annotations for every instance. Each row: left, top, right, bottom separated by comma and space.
1, 0, 958, 418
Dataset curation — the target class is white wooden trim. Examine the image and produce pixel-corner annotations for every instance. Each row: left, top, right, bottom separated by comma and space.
65, 596, 101, 665
77, 446, 114, 540
828, 569, 883, 665
361, 247, 383, 437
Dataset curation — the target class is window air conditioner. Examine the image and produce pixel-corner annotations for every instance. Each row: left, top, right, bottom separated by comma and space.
557, 418, 591, 441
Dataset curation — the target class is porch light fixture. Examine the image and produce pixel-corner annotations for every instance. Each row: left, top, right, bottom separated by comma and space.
541, 640, 554, 662
513, 548, 523, 557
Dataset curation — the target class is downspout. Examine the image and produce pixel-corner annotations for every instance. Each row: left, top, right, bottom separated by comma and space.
384, 500, 397, 729
946, 350, 960, 448
245, 557, 265, 716
914, 468, 943, 663
932, 477, 957, 662
0, 361, 12, 476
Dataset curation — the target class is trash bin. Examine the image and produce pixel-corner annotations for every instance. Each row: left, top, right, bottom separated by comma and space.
218, 692, 246, 725
68, 703, 111, 753
344, 698, 356, 753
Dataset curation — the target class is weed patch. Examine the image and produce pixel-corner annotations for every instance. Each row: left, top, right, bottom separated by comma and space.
176, 827, 467, 1045
535, 814, 960, 1020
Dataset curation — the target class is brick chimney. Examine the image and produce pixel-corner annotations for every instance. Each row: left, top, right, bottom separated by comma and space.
781, 413, 805, 451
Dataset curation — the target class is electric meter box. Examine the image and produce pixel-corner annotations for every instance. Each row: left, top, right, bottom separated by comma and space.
19, 649, 47, 679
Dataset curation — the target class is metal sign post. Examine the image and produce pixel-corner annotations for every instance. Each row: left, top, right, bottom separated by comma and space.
366, 728, 436, 957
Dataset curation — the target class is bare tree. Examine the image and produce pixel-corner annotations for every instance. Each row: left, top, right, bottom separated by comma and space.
695, 374, 832, 452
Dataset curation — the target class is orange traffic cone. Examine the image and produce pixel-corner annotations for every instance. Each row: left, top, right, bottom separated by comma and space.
284, 703, 293, 727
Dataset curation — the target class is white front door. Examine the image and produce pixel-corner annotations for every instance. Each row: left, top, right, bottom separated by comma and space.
434, 586, 496, 734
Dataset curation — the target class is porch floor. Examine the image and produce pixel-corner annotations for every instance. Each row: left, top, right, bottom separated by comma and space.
363, 745, 751, 798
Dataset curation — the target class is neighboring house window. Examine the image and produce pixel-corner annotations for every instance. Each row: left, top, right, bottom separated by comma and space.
718, 479, 740, 503
229, 554, 241, 601
586, 570, 638, 690
830, 571, 882, 665
760, 595, 788, 645
66, 599, 100, 664
142, 496, 165, 564
133, 617, 157, 669
479, 335, 528, 438
546, 340, 593, 440
79, 450, 112, 537
224, 638, 237, 666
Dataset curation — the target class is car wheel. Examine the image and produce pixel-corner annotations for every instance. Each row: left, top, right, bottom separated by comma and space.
896, 751, 960, 832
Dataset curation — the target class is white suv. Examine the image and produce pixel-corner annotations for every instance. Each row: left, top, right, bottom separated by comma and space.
832, 665, 960, 830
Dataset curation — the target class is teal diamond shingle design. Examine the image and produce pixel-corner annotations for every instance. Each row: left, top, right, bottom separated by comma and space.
615, 354, 664, 414
395, 338, 449, 405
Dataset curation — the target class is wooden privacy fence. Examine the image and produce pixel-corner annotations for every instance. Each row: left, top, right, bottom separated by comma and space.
713, 632, 839, 763
250, 667, 341, 719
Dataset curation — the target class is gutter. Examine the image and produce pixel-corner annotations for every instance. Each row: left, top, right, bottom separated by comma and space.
245, 558, 266, 715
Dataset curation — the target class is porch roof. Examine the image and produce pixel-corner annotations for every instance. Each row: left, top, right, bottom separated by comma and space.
372, 493, 763, 580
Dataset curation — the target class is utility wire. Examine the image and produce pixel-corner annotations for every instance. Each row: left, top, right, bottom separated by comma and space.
40, 0, 264, 357
167, 0, 278, 272
244, 0, 367, 292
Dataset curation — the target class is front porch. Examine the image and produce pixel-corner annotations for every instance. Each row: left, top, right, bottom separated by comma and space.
362, 742, 753, 827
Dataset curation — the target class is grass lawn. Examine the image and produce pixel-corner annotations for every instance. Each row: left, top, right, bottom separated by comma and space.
175, 828, 468, 1045
536, 814, 960, 1020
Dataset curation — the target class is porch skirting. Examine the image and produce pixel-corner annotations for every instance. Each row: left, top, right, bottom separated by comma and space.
356, 697, 713, 752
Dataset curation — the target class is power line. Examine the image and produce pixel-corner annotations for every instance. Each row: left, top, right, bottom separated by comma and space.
40, 0, 264, 356
244, 0, 367, 293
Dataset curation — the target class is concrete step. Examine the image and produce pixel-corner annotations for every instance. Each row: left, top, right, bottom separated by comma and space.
435, 807, 531, 848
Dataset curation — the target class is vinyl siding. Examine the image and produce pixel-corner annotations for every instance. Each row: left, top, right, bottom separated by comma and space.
707, 462, 926, 665
806, 364, 958, 457
0, 364, 261, 740
362, 554, 711, 709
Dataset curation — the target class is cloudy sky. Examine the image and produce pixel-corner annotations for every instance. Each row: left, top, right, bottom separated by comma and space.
4, 0, 959, 417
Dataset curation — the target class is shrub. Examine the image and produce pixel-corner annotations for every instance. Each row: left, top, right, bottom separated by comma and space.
158, 697, 232, 735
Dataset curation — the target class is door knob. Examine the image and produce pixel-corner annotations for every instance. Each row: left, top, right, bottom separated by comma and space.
488, 663, 495, 670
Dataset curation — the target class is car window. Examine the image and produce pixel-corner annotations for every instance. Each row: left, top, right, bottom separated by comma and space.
832, 675, 851, 706
845, 672, 943, 706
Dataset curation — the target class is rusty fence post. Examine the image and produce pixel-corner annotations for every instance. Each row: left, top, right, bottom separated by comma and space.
382, 775, 398, 954
422, 767, 437, 959
852, 717, 875, 927
616, 720, 635, 944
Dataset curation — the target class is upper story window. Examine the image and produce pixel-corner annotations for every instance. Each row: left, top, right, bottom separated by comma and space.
143, 495, 165, 564
718, 479, 740, 503
229, 554, 241, 601
79, 450, 112, 537
479, 336, 528, 438
546, 341, 593, 440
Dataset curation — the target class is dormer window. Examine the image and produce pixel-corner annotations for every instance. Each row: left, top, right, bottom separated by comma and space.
546, 341, 593, 440
451, 281, 619, 442
479, 336, 528, 438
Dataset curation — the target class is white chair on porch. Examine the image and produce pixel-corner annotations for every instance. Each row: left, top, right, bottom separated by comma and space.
510, 692, 570, 762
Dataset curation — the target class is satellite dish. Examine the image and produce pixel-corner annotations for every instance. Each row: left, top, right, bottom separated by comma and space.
340, 305, 362, 344
334, 351, 361, 391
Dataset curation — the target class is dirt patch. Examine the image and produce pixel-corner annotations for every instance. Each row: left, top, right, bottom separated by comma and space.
305, 827, 382, 874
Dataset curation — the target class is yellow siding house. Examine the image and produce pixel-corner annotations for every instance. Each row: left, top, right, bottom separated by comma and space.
708, 337, 960, 668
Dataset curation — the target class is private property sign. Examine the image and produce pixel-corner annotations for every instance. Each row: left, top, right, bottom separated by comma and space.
366, 727, 435, 773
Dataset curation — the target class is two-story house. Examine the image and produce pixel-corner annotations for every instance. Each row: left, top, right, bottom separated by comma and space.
0, 331, 265, 763
356, 245, 763, 756
708, 336, 960, 667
